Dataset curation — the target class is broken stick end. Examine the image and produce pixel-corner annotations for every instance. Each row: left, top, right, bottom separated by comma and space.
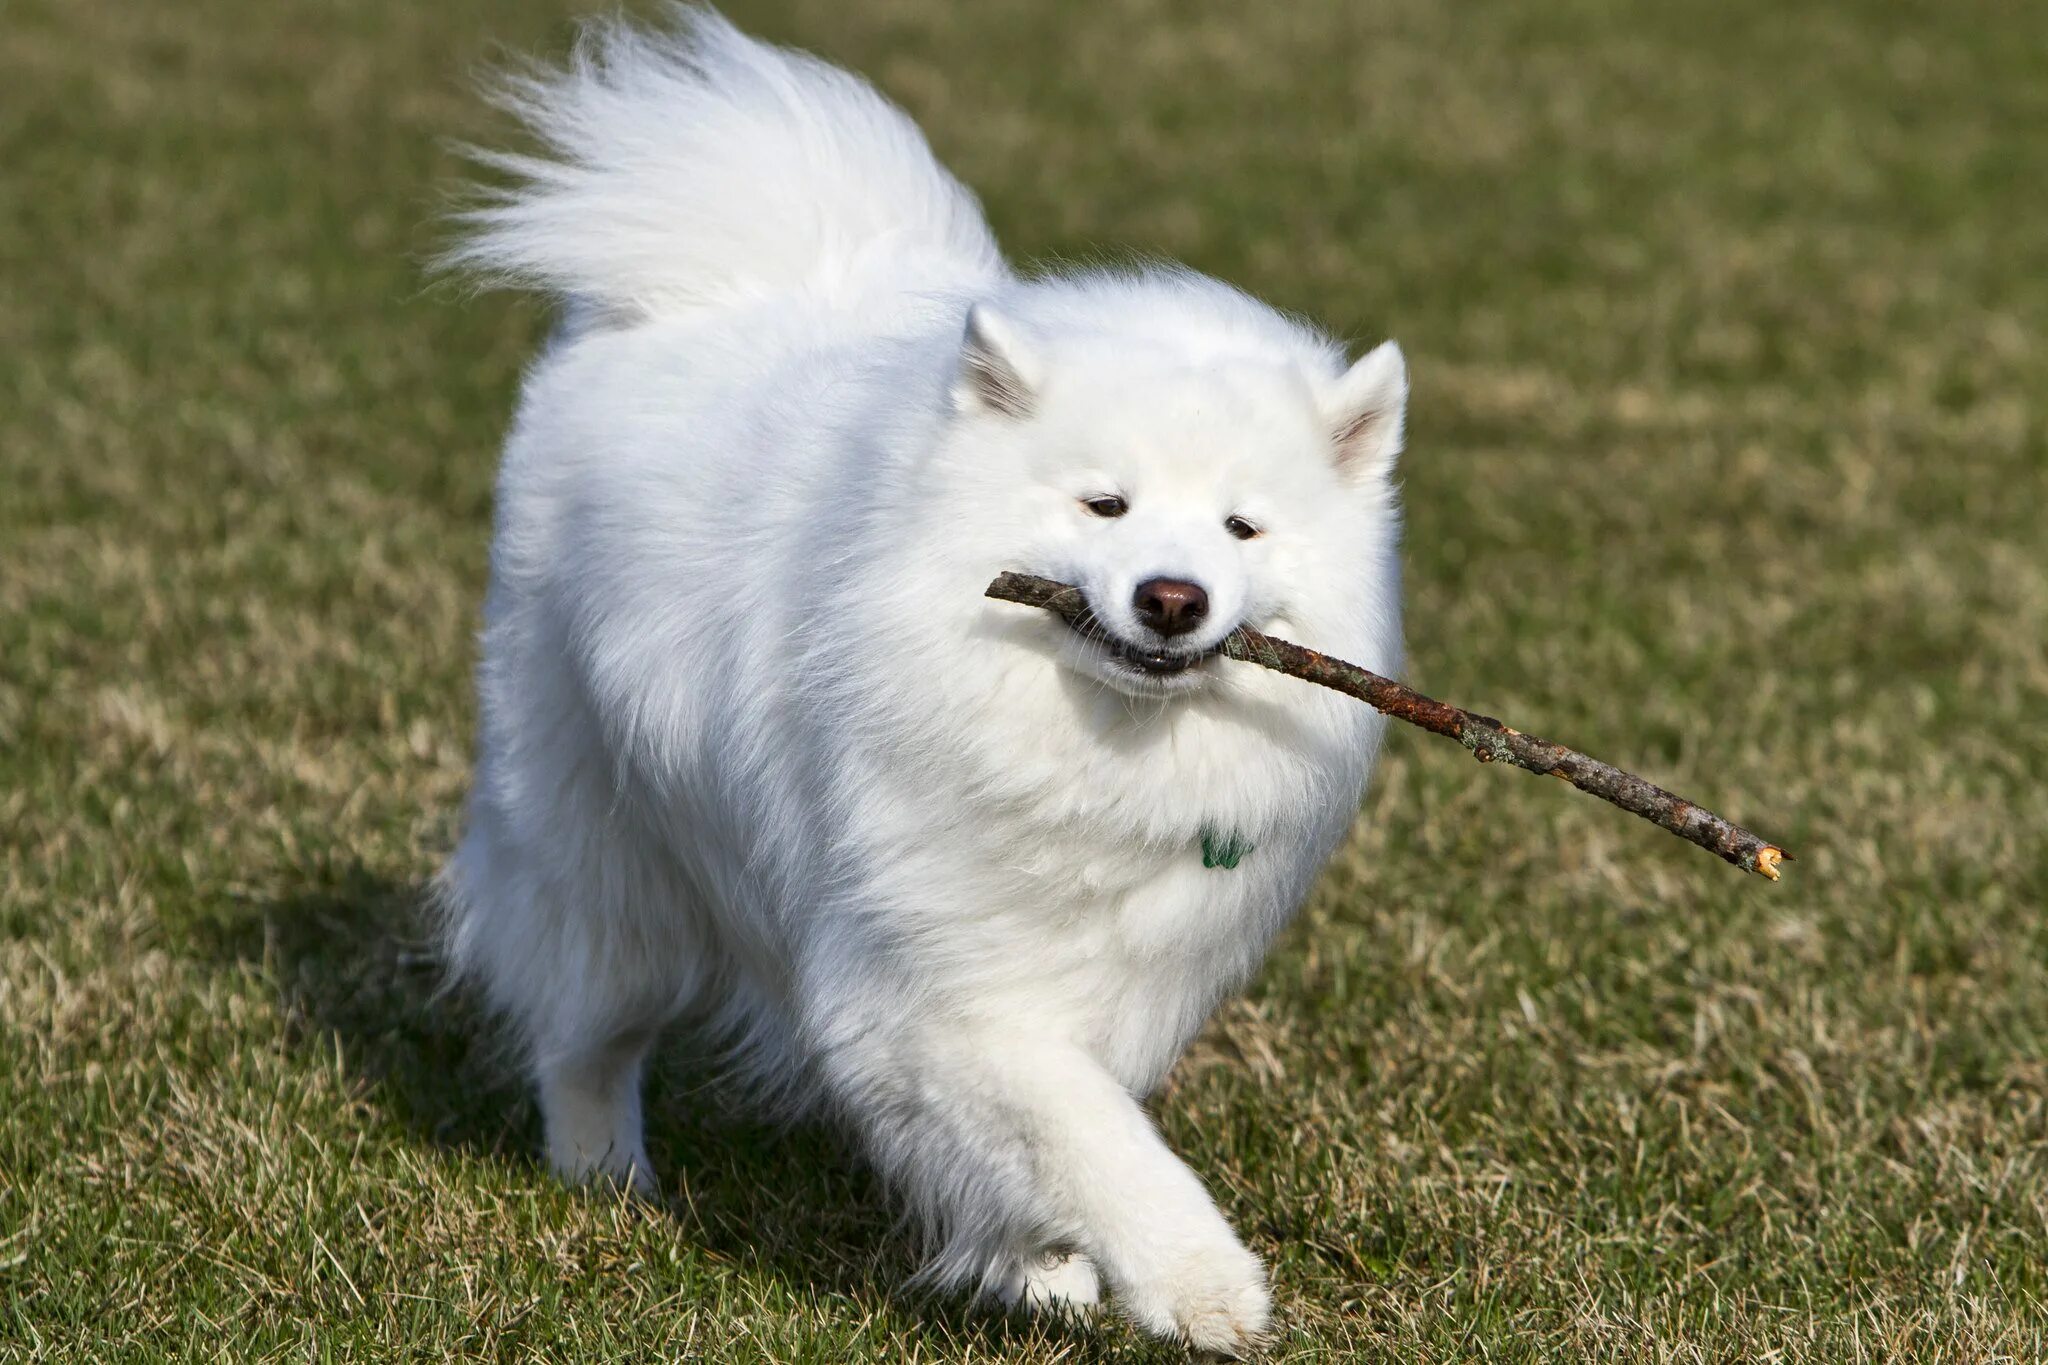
1754, 846, 1786, 881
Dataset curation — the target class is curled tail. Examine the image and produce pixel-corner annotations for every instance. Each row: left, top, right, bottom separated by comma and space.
446, 6, 1005, 319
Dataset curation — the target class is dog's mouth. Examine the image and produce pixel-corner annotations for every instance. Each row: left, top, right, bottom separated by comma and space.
1060, 603, 1219, 678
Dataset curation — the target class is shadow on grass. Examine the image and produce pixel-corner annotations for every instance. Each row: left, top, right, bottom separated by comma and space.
196, 860, 1110, 1357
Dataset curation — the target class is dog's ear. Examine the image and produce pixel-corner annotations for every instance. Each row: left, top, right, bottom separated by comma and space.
1323, 341, 1408, 482
952, 305, 1040, 419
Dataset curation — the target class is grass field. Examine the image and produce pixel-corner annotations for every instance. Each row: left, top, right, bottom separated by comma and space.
6, 0, 2047, 1359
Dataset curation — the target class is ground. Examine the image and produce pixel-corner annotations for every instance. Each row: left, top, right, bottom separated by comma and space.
4, 0, 2046, 1360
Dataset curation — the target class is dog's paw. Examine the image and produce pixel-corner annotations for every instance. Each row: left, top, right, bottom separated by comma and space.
548, 1142, 659, 1199
1175, 1263, 1271, 1359
1119, 1240, 1271, 1358
992, 1248, 1102, 1317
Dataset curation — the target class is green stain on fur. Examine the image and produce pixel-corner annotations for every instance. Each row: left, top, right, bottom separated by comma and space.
1201, 830, 1254, 869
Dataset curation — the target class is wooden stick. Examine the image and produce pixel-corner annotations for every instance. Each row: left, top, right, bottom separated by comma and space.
986, 571, 1789, 880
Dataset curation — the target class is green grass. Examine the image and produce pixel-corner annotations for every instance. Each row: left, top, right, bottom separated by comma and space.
5, 0, 2046, 1358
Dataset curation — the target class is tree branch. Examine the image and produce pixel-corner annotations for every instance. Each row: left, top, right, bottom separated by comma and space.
985, 571, 1790, 880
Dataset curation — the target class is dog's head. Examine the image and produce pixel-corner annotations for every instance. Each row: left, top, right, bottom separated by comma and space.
942, 278, 1406, 699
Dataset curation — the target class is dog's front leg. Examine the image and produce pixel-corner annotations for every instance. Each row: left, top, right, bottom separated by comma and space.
820, 1020, 1270, 1354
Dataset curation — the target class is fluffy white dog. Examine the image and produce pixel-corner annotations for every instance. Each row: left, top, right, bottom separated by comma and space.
439, 8, 1406, 1353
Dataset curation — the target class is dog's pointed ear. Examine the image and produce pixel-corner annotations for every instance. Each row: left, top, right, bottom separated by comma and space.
952, 304, 1040, 419
1323, 341, 1408, 482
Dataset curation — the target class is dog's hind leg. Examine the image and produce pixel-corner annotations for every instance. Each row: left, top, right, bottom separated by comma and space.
477, 860, 710, 1198
536, 1023, 661, 1194
522, 907, 716, 1197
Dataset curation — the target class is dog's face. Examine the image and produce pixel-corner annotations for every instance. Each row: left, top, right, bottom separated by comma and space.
945, 302, 1407, 699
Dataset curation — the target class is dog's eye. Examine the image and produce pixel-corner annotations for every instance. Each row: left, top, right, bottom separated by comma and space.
1224, 514, 1260, 541
1080, 495, 1128, 519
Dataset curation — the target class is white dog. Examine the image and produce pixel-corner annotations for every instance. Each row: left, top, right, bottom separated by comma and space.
438, 8, 1406, 1353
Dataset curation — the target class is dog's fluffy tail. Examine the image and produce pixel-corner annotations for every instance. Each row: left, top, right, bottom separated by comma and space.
446, 6, 1004, 319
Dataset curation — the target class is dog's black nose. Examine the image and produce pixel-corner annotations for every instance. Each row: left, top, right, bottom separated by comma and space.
1133, 578, 1209, 637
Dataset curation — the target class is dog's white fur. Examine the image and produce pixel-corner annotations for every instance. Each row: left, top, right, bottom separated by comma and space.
439, 9, 1405, 1353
